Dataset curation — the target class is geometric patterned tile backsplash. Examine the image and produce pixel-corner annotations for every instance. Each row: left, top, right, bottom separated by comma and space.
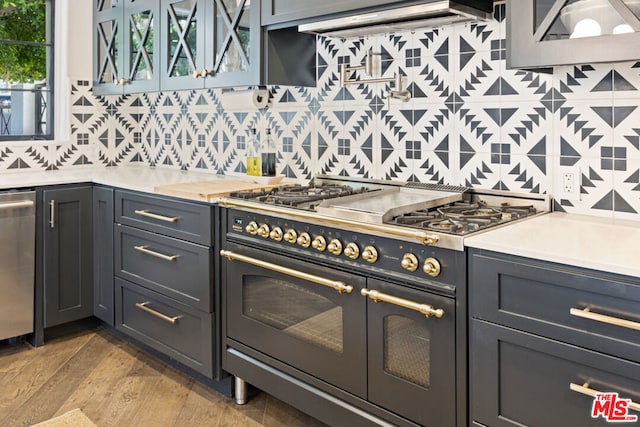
2, 3, 640, 220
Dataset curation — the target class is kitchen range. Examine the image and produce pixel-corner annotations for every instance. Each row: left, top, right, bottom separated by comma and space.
219, 176, 550, 427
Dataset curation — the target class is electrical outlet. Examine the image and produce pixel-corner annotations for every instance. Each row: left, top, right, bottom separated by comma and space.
559, 166, 581, 201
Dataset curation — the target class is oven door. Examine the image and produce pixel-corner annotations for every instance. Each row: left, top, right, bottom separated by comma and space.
223, 242, 367, 398
365, 278, 456, 427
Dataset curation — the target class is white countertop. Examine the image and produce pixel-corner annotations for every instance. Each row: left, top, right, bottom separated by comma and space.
4, 167, 639, 277
0, 165, 245, 196
465, 212, 640, 278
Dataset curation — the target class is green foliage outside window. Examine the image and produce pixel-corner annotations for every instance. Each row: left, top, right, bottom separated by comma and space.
0, 0, 47, 83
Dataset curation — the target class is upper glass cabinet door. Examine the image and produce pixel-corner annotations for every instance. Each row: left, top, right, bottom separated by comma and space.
508, 0, 640, 69
536, 0, 640, 40
97, 0, 120, 12
205, 0, 260, 87
160, 0, 206, 90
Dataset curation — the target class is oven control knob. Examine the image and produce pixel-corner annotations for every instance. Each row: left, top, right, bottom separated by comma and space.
311, 236, 327, 251
401, 253, 419, 272
423, 257, 441, 277
257, 224, 271, 238
245, 221, 259, 235
327, 239, 343, 256
297, 232, 311, 248
361, 246, 378, 263
344, 243, 360, 260
283, 229, 298, 244
269, 227, 283, 241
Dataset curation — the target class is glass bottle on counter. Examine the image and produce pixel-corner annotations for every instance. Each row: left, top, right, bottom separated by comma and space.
246, 128, 261, 176
261, 128, 276, 177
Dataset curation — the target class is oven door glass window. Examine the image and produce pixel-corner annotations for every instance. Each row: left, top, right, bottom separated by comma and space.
243, 276, 343, 353
224, 243, 367, 398
384, 315, 431, 388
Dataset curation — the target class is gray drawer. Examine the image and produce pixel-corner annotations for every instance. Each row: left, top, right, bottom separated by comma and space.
115, 224, 212, 312
115, 190, 212, 245
471, 320, 640, 427
469, 250, 640, 363
115, 278, 213, 378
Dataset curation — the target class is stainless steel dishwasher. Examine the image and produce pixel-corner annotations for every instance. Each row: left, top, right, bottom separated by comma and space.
0, 190, 35, 340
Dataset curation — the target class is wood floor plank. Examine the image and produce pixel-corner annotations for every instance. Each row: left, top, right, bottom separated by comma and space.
0, 331, 94, 418
174, 381, 228, 427
53, 340, 139, 420
0, 328, 326, 427
125, 364, 193, 426
213, 403, 264, 427
4, 331, 115, 426
96, 355, 169, 427
0, 342, 36, 386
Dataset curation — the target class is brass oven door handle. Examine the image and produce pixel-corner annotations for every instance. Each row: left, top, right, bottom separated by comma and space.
570, 307, 640, 331
135, 302, 183, 324
134, 209, 179, 223
134, 245, 180, 262
570, 383, 640, 413
0, 200, 34, 210
361, 288, 445, 318
220, 250, 353, 294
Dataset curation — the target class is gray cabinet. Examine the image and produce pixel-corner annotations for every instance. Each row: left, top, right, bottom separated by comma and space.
113, 190, 216, 378
472, 320, 640, 427
42, 185, 93, 328
469, 249, 640, 426
261, 0, 421, 26
160, 0, 315, 90
115, 224, 212, 312
507, 0, 640, 69
93, 186, 114, 326
94, 0, 160, 95
115, 277, 214, 377
115, 189, 213, 245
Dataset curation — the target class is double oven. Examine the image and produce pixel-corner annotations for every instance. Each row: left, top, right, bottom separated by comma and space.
220, 196, 468, 426
219, 178, 547, 426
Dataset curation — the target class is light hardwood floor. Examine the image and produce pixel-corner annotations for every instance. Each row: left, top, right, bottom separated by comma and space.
0, 327, 326, 427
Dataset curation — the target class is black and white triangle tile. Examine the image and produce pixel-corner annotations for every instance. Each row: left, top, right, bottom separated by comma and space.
553, 64, 619, 101
553, 98, 615, 163
500, 154, 551, 195
613, 158, 640, 220
0, 142, 51, 171
610, 61, 640, 100
457, 150, 500, 189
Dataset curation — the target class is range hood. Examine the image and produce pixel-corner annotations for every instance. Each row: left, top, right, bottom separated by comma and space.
298, 1, 494, 38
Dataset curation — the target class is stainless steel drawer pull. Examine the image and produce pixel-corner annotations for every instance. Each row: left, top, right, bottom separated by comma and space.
134, 245, 180, 262
570, 382, 640, 413
49, 200, 55, 229
570, 307, 640, 331
361, 288, 445, 319
134, 209, 179, 223
135, 301, 183, 324
220, 250, 353, 294
0, 200, 34, 210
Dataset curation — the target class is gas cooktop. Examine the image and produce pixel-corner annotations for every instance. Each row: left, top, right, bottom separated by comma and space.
222, 176, 550, 250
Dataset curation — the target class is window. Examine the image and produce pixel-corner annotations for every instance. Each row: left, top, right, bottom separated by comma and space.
0, 0, 54, 140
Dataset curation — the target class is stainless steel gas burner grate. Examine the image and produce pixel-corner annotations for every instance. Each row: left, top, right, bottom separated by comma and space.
389, 199, 538, 235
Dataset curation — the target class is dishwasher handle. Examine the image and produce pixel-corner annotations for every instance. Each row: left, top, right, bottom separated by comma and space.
0, 200, 34, 211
